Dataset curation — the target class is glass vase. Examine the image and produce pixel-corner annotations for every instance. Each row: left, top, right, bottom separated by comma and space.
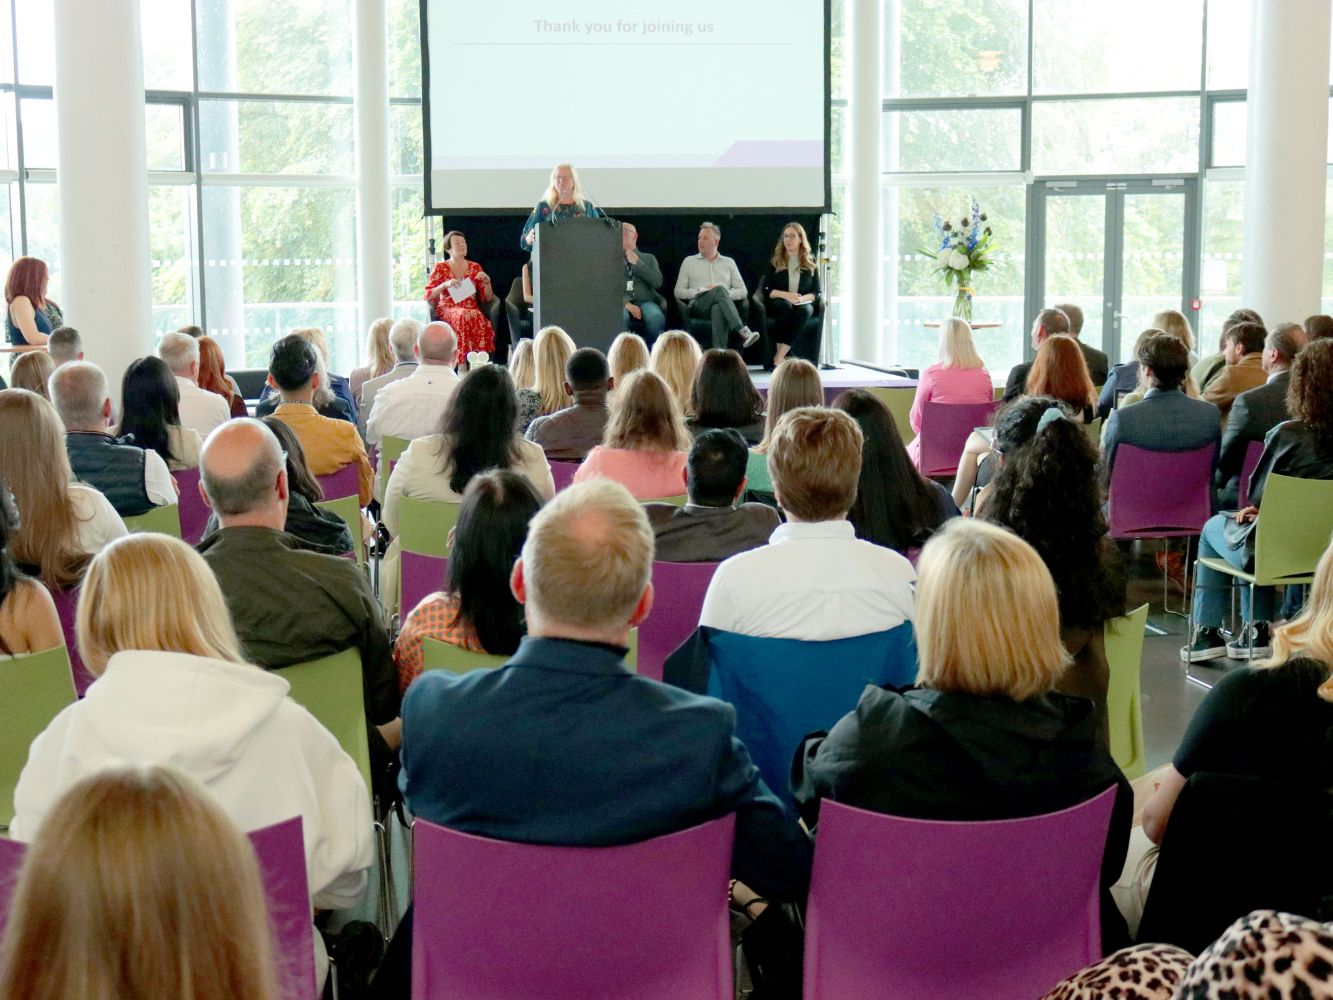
952, 285, 974, 322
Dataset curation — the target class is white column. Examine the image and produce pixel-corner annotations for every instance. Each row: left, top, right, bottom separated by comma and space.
52, 0, 152, 400
354, 0, 394, 342
1241, 0, 1332, 323
846, 0, 883, 363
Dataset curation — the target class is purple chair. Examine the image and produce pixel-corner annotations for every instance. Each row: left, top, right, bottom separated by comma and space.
50, 587, 96, 697
401, 551, 447, 619
638, 560, 719, 682
1237, 438, 1265, 508
803, 788, 1117, 1000
412, 814, 735, 1000
918, 401, 998, 478
0, 817, 314, 1000
549, 460, 580, 492
316, 463, 360, 501
173, 467, 211, 545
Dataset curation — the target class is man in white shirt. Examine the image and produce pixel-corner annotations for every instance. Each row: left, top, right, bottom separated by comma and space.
157, 331, 230, 437
699, 406, 915, 640
366, 322, 461, 447
358, 317, 421, 434
674, 221, 759, 351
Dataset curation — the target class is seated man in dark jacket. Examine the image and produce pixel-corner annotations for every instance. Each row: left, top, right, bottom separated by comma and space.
524, 346, 612, 461
645, 428, 779, 563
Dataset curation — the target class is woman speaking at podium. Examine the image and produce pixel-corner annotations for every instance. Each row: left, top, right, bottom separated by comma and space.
519, 163, 604, 251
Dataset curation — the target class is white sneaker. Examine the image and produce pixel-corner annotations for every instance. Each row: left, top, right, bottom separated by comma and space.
739, 326, 760, 349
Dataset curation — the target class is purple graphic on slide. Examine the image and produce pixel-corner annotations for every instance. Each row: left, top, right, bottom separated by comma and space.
711, 141, 822, 167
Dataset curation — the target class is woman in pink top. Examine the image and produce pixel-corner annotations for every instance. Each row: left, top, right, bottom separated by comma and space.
906, 317, 993, 467
574, 369, 690, 499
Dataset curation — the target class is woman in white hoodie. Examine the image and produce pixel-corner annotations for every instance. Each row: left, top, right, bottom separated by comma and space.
9, 533, 372, 985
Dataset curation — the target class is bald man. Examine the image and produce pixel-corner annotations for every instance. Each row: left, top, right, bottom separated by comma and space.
197, 419, 400, 743
365, 321, 462, 447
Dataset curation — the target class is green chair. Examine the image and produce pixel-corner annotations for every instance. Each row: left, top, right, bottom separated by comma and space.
422, 630, 638, 676
398, 497, 461, 558
315, 494, 364, 566
1104, 603, 1149, 779
745, 450, 772, 494
1, 645, 77, 831
121, 504, 182, 538
993, 385, 1005, 401
867, 386, 916, 445
377, 435, 411, 498
1083, 417, 1102, 446
641, 495, 687, 507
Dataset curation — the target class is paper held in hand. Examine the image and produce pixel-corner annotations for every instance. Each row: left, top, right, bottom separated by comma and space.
447, 277, 476, 304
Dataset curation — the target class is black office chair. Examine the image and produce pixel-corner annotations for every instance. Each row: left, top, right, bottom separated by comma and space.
504, 266, 533, 350
750, 276, 824, 366
671, 293, 766, 365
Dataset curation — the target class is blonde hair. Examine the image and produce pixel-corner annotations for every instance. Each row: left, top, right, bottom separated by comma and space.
769, 222, 816, 273
532, 325, 576, 415
757, 358, 822, 453
0, 389, 86, 588
543, 162, 588, 212
362, 317, 394, 377
915, 519, 1071, 700
604, 369, 690, 452
1259, 532, 1333, 701
1152, 309, 1195, 354
608, 332, 650, 385
508, 338, 536, 391
521, 480, 652, 630
76, 534, 247, 676
938, 317, 985, 370
649, 330, 703, 417
9, 351, 54, 398
768, 407, 862, 521
0, 764, 279, 1000
288, 326, 335, 409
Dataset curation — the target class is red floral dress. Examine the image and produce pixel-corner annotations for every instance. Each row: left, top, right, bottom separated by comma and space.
424, 260, 495, 365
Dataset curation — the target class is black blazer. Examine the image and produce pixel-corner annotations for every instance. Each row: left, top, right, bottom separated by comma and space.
759, 266, 820, 301
1216, 371, 1293, 503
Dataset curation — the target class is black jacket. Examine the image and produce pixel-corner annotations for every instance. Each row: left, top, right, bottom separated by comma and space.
1216, 371, 1293, 505
1249, 419, 1333, 509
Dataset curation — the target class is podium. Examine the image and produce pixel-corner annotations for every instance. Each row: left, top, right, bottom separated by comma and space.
533, 216, 623, 355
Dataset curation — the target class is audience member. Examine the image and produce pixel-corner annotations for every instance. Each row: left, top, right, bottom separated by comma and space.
508, 337, 540, 429
792, 518, 1132, 950
759, 221, 821, 367
620, 222, 666, 343
349, 316, 395, 401
197, 333, 248, 418
1053, 302, 1110, 385
644, 428, 780, 563
4, 256, 52, 347
44, 324, 82, 365
1026, 334, 1097, 422
700, 407, 915, 639
906, 317, 993, 468
1304, 313, 1333, 341
197, 419, 399, 739
50, 361, 175, 517
1002, 307, 1070, 401
574, 369, 690, 499
834, 388, 957, 557
0, 480, 62, 655
1153, 308, 1197, 361
257, 326, 356, 424
0, 389, 125, 588
649, 328, 703, 417
394, 470, 542, 692
117, 356, 203, 471
366, 321, 461, 446
979, 399, 1127, 745
7, 350, 53, 398
687, 347, 766, 444
0, 766, 282, 1000
1202, 320, 1268, 420
1097, 327, 1156, 419
9, 533, 373, 987
749, 357, 822, 499
607, 331, 649, 388
265, 334, 373, 506
1192, 307, 1264, 392
177, 324, 204, 338
1101, 333, 1221, 484
357, 317, 420, 431
1184, 339, 1333, 661
674, 221, 759, 350
527, 324, 577, 424
157, 330, 230, 438
1216, 322, 1307, 507
1116, 316, 1205, 411
525, 347, 613, 461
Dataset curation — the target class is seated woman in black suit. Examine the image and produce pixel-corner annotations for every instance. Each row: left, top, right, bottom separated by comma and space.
759, 222, 820, 367
793, 518, 1132, 950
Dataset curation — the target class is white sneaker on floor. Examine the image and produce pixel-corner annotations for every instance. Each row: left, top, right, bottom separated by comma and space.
739, 326, 760, 349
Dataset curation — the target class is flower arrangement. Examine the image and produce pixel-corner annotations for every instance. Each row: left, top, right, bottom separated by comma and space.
920, 199, 996, 322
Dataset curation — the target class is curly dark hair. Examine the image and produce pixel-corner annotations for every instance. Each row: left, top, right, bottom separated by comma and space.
979, 399, 1125, 629
1288, 338, 1333, 451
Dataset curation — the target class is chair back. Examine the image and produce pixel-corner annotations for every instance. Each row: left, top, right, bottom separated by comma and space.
744, 450, 772, 493
377, 435, 411, 495
398, 497, 460, 558
1107, 443, 1215, 539
1237, 438, 1265, 508
173, 467, 211, 545
0, 836, 20, 938
918, 401, 998, 477
706, 625, 917, 811
411, 814, 735, 1000
1251, 474, 1333, 585
49, 587, 95, 696
1083, 416, 1102, 446
864, 386, 916, 445
401, 552, 448, 620
121, 503, 182, 538
804, 788, 1117, 1000
641, 494, 687, 506
313, 494, 362, 564
1104, 603, 1149, 779
639, 561, 720, 682
549, 460, 580, 491
422, 631, 638, 676
315, 463, 360, 502
277, 648, 373, 799
0, 645, 76, 830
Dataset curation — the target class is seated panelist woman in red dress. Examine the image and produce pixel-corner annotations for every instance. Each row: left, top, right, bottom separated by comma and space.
423, 230, 495, 367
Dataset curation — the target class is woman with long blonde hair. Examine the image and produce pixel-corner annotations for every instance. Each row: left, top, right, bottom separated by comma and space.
574, 369, 690, 499
906, 317, 993, 468
350, 316, 395, 401
530, 325, 576, 418
0, 764, 281, 1000
0, 389, 125, 589
649, 329, 703, 417
8, 351, 53, 399
759, 222, 821, 366
518, 163, 605, 250
608, 331, 650, 387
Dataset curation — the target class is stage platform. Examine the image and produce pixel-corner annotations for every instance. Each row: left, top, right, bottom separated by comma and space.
750, 361, 917, 403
